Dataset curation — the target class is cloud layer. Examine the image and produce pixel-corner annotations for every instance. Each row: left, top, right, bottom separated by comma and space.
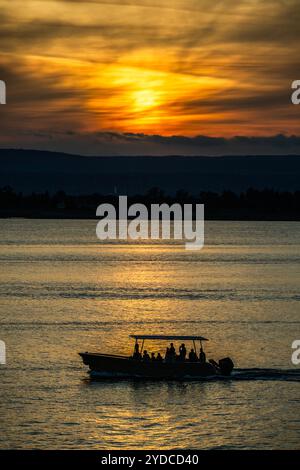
0, 0, 300, 153
1, 130, 300, 156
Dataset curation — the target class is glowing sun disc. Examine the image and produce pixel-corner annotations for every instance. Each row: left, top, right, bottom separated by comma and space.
133, 90, 157, 110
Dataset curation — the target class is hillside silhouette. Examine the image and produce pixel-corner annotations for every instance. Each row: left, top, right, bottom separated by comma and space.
1, 149, 300, 195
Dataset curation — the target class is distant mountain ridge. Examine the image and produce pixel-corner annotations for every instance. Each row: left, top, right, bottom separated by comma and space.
1, 149, 300, 195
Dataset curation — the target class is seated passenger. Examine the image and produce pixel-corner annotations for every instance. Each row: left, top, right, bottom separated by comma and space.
199, 347, 206, 364
156, 352, 163, 362
143, 350, 150, 362
179, 343, 187, 361
189, 348, 198, 362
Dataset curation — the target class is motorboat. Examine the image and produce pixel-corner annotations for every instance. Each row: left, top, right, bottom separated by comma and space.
79, 334, 234, 379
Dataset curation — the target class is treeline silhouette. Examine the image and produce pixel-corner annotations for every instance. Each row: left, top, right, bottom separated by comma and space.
0, 186, 300, 220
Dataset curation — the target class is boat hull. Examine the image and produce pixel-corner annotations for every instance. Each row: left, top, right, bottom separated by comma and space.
79, 352, 219, 379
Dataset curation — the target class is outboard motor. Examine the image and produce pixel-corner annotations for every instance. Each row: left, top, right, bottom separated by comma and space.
218, 357, 234, 376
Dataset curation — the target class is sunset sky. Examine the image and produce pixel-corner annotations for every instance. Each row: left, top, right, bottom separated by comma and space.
0, 0, 299, 155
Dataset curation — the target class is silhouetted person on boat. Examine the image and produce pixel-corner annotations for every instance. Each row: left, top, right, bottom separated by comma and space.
169, 343, 176, 358
189, 348, 198, 362
199, 347, 206, 364
133, 342, 141, 360
165, 343, 176, 362
179, 343, 187, 361
165, 347, 170, 361
151, 352, 156, 362
143, 350, 150, 362
156, 352, 163, 362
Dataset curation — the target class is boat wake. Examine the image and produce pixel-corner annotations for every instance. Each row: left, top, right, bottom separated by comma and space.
227, 368, 300, 382
89, 368, 300, 382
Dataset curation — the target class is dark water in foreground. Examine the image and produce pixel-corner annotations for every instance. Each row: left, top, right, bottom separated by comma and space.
0, 219, 300, 449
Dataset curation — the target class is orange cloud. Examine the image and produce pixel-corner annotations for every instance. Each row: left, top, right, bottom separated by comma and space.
0, 0, 299, 140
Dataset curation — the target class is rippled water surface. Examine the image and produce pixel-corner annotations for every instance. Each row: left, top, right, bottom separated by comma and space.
0, 219, 300, 449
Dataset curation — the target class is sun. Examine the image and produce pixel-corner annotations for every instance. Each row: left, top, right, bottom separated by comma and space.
133, 89, 157, 111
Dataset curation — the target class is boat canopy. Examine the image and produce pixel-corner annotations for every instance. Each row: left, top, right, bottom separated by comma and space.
129, 335, 208, 341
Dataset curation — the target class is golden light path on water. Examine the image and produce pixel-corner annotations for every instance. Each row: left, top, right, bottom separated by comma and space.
0, 220, 300, 449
